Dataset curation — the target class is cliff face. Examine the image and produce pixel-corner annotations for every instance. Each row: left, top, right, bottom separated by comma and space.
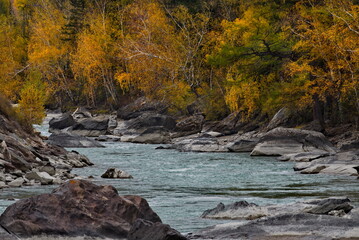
0, 105, 93, 188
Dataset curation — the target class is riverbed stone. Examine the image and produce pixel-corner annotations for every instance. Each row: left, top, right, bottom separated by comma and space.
101, 168, 133, 179
251, 127, 337, 156
7, 177, 24, 187
195, 198, 358, 240
0, 180, 162, 238
47, 133, 104, 148
25, 171, 55, 185
49, 113, 76, 131
71, 116, 109, 137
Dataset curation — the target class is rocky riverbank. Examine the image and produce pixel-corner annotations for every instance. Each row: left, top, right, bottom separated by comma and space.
47, 97, 358, 178
0, 102, 93, 189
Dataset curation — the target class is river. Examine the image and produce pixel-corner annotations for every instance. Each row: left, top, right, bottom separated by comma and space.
1, 123, 359, 234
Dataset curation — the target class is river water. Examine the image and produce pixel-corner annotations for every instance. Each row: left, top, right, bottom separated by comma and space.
1, 123, 359, 234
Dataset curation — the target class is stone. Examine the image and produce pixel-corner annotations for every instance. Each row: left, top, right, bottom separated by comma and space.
127, 112, 176, 131
251, 127, 337, 156
25, 171, 55, 185
71, 116, 109, 137
227, 139, 258, 152
174, 114, 204, 136
7, 177, 24, 187
0, 181, 7, 188
132, 127, 171, 144
38, 165, 56, 176
0, 180, 161, 238
200, 197, 354, 221
195, 198, 358, 240
300, 165, 327, 174
48, 113, 76, 131
266, 107, 291, 131
128, 219, 187, 240
209, 112, 241, 135
0, 226, 17, 240
47, 133, 104, 148
101, 168, 133, 179
172, 135, 227, 152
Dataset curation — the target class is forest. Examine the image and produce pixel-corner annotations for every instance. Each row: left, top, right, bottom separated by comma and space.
0, 0, 358, 128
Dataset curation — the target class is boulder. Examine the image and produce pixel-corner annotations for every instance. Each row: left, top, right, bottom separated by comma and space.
174, 114, 205, 136
128, 219, 187, 240
127, 112, 176, 131
47, 133, 104, 148
201, 197, 354, 221
0, 180, 161, 238
7, 177, 24, 187
25, 171, 55, 185
49, 113, 76, 131
251, 127, 337, 156
227, 139, 258, 152
194, 212, 359, 240
132, 127, 171, 144
172, 135, 227, 152
71, 116, 109, 137
101, 168, 133, 179
209, 112, 241, 135
195, 198, 358, 240
266, 107, 291, 131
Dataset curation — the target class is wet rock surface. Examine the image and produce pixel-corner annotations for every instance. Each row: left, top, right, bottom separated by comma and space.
193, 198, 359, 240
101, 168, 133, 179
0, 180, 162, 238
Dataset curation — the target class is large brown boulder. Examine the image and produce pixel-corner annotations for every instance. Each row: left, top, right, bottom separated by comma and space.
0, 180, 161, 238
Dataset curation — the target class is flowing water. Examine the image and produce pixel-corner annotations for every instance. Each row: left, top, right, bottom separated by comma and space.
0, 122, 359, 234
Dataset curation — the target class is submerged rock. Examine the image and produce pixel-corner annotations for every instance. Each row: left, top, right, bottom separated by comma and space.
0, 180, 161, 238
101, 168, 133, 179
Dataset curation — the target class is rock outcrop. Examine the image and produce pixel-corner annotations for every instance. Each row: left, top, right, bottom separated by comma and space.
47, 132, 104, 148
0, 180, 161, 238
251, 127, 337, 156
193, 198, 359, 240
0, 101, 93, 189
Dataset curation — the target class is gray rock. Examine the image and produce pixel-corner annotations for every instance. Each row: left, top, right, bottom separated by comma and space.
172, 136, 227, 152
227, 139, 258, 152
0, 226, 17, 240
128, 219, 187, 240
132, 127, 171, 144
25, 171, 55, 185
174, 114, 204, 136
201, 197, 354, 221
251, 127, 337, 156
278, 151, 330, 162
300, 165, 327, 174
47, 133, 104, 148
49, 113, 76, 131
38, 165, 56, 176
195, 198, 358, 240
0, 181, 7, 188
266, 107, 291, 131
8, 178, 24, 187
127, 112, 176, 131
101, 168, 133, 179
71, 116, 109, 137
